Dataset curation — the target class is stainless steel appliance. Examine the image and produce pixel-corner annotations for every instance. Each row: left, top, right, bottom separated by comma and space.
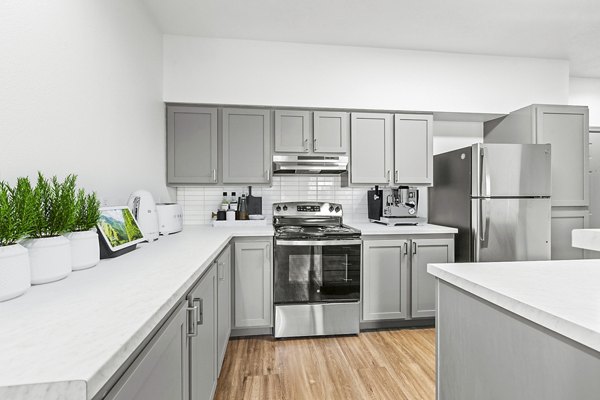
273, 202, 361, 338
272, 155, 348, 175
429, 143, 551, 262
368, 186, 425, 225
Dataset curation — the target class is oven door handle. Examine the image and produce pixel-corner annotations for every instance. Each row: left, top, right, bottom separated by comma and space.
275, 239, 362, 246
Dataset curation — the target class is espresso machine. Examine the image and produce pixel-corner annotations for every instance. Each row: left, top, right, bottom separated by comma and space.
367, 186, 425, 225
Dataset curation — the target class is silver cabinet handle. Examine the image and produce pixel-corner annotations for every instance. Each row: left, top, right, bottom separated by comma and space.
218, 262, 225, 281
387, 170, 391, 183
412, 242, 417, 255
304, 138, 309, 152
265, 169, 270, 182
395, 170, 399, 183
192, 298, 203, 325
403, 242, 408, 255
212, 169, 217, 182
186, 304, 199, 337
314, 138, 317, 151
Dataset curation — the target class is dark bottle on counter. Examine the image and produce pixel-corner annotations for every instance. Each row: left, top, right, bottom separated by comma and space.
238, 194, 249, 220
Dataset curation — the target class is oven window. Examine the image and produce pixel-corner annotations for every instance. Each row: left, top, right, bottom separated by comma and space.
274, 243, 360, 304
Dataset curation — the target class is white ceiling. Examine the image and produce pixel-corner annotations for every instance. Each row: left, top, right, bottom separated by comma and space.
143, 0, 600, 78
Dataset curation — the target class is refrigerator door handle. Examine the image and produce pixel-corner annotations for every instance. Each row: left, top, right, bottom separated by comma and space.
481, 146, 491, 198
480, 199, 491, 246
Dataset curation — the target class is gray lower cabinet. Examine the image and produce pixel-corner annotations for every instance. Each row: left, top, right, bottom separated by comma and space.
222, 108, 272, 184
350, 113, 394, 184
216, 246, 231, 375
394, 114, 433, 186
362, 239, 409, 321
410, 238, 454, 318
313, 111, 348, 153
362, 236, 455, 322
167, 106, 218, 184
274, 110, 310, 153
551, 209, 589, 260
105, 302, 190, 400
189, 265, 217, 400
234, 240, 273, 328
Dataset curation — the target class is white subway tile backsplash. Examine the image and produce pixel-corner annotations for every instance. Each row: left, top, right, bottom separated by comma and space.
176, 176, 379, 225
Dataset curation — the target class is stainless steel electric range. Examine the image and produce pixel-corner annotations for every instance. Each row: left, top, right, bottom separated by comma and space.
272, 201, 361, 338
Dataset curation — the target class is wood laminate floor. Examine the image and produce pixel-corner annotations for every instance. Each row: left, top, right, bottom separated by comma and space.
215, 328, 435, 400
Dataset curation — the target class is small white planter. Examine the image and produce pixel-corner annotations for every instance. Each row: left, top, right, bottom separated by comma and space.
65, 230, 100, 271
0, 244, 31, 302
21, 236, 71, 285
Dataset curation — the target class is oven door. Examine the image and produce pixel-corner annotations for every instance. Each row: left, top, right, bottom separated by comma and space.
274, 239, 361, 304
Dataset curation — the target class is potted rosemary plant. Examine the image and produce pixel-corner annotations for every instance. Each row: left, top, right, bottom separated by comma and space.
0, 178, 34, 301
65, 189, 101, 270
21, 173, 76, 284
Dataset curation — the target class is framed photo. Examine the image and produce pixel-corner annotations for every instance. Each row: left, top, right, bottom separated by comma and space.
97, 206, 146, 252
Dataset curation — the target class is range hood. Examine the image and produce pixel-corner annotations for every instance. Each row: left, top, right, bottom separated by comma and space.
273, 155, 349, 175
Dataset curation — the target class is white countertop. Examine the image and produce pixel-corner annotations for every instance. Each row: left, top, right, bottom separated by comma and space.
0, 225, 273, 400
349, 222, 458, 235
572, 229, 600, 251
428, 259, 600, 353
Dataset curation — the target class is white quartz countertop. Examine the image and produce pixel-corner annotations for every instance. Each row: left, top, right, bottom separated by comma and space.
428, 259, 600, 353
349, 222, 458, 235
0, 225, 273, 400
572, 229, 600, 251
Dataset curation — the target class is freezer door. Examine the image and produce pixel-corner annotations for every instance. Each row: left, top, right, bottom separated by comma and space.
472, 198, 551, 262
471, 143, 552, 197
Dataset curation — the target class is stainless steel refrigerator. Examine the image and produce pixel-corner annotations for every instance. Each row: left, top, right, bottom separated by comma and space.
429, 143, 551, 262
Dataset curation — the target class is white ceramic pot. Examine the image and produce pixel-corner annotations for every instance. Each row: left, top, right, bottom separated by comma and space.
0, 244, 31, 301
21, 236, 71, 285
65, 230, 100, 271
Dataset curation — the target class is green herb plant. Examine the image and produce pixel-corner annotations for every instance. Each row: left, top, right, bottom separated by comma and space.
71, 189, 101, 232
0, 178, 35, 247
30, 173, 77, 238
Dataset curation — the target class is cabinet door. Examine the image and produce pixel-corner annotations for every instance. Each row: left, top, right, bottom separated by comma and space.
313, 111, 349, 153
234, 240, 272, 328
167, 106, 218, 184
394, 114, 433, 185
275, 110, 310, 153
223, 108, 272, 184
362, 240, 409, 321
105, 303, 189, 400
536, 106, 589, 206
410, 238, 454, 318
189, 266, 217, 400
216, 246, 231, 375
551, 209, 589, 260
350, 113, 394, 184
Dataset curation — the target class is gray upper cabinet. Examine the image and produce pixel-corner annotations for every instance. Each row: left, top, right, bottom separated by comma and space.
536, 106, 589, 207
105, 302, 189, 400
410, 238, 454, 318
313, 111, 349, 153
484, 105, 589, 207
234, 240, 273, 328
274, 110, 310, 153
167, 106, 218, 185
362, 239, 409, 321
216, 246, 231, 375
394, 114, 433, 186
223, 108, 272, 184
350, 113, 394, 184
188, 265, 217, 400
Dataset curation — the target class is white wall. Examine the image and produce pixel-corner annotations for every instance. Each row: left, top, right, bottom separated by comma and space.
163, 37, 570, 114
570, 77, 600, 127
0, 0, 172, 205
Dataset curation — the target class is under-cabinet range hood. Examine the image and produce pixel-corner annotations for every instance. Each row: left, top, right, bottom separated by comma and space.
273, 155, 348, 175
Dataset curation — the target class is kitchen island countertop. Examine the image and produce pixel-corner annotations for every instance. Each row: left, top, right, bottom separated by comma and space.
349, 222, 458, 235
0, 225, 273, 400
428, 259, 600, 352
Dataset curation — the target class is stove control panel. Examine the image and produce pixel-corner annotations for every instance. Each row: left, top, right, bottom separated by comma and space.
273, 202, 343, 217
297, 205, 321, 212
